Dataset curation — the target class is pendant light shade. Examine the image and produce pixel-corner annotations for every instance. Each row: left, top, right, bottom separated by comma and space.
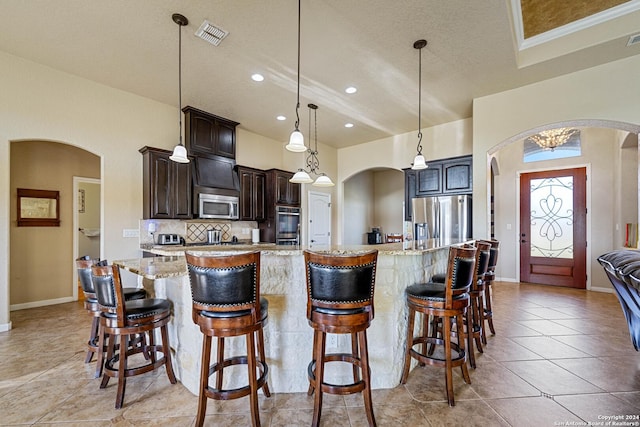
170, 13, 190, 164
285, 0, 307, 153
286, 129, 307, 152
313, 174, 334, 187
290, 169, 313, 184
411, 39, 428, 170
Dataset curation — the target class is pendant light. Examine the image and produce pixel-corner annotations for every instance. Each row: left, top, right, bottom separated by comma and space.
169, 13, 190, 163
290, 104, 334, 187
411, 39, 428, 170
285, 0, 307, 152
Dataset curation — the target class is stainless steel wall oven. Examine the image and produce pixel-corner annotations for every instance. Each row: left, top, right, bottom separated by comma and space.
275, 205, 300, 245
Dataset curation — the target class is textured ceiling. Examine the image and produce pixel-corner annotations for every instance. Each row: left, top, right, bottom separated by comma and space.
1, 1, 639, 149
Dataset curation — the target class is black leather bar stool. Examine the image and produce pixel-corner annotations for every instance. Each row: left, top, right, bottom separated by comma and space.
185, 251, 270, 427
400, 245, 477, 406
304, 250, 378, 427
92, 264, 176, 409
466, 241, 491, 368
482, 239, 500, 340
76, 256, 146, 377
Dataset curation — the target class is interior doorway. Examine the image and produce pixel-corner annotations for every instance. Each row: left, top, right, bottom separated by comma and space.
73, 177, 101, 300
308, 191, 331, 248
519, 167, 587, 288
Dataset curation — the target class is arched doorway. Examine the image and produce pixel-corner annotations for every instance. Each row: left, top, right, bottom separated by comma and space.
487, 121, 640, 290
9, 140, 100, 310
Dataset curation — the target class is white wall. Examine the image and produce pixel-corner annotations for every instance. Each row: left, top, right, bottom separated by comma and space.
344, 171, 374, 244
373, 169, 405, 237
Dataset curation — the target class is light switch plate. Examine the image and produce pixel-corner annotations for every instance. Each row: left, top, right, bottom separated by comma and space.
123, 229, 139, 238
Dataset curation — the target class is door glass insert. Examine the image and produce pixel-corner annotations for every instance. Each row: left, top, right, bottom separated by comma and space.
529, 176, 573, 259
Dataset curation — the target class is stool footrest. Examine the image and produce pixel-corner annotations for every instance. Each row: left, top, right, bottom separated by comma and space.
102, 344, 169, 380
409, 336, 467, 368
307, 353, 367, 395
205, 355, 269, 401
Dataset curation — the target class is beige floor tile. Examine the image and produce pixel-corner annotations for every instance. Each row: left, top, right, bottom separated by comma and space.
467, 362, 541, 399
510, 335, 592, 359
555, 393, 640, 422
553, 356, 640, 392
501, 360, 603, 395
487, 396, 583, 427
420, 399, 510, 427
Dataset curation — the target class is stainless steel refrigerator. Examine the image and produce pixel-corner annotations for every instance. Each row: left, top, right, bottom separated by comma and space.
412, 195, 472, 244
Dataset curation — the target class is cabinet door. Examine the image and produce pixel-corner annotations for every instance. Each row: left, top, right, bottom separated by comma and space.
254, 172, 266, 221
443, 157, 472, 194
416, 165, 443, 196
172, 161, 192, 218
275, 172, 291, 205
289, 180, 301, 206
239, 169, 255, 220
151, 153, 172, 218
189, 114, 217, 154
216, 120, 236, 158
404, 170, 417, 221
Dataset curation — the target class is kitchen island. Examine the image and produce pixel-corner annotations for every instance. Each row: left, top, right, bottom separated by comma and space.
115, 240, 464, 395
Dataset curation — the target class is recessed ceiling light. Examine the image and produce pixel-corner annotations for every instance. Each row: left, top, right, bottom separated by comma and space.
277, 115, 286, 121
251, 73, 265, 82
344, 123, 354, 128
345, 86, 357, 94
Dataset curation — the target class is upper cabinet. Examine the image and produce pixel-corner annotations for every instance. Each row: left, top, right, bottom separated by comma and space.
182, 106, 239, 158
267, 169, 301, 207
237, 166, 266, 221
404, 155, 472, 220
140, 146, 192, 219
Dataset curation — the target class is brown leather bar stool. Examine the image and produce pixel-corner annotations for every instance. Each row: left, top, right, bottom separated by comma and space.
92, 264, 176, 409
400, 245, 477, 406
76, 256, 146, 377
304, 250, 378, 427
185, 251, 270, 427
482, 239, 500, 341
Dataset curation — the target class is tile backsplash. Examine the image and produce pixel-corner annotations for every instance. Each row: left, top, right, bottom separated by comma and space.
139, 219, 258, 245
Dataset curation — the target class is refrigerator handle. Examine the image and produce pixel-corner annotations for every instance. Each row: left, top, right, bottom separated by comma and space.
434, 199, 440, 238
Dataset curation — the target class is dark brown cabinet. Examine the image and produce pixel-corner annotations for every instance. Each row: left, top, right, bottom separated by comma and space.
269, 169, 301, 206
140, 146, 192, 219
238, 166, 266, 221
404, 155, 472, 220
182, 106, 239, 158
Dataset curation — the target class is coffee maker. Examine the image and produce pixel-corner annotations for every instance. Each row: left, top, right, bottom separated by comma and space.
367, 227, 383, 244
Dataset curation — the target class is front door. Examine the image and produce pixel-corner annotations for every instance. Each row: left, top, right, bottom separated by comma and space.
519, 167, 587, 288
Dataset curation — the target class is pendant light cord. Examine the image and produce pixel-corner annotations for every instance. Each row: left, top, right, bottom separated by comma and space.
416, 42, 423, 155
178, 21, 183, 146
294, 0, 301, 131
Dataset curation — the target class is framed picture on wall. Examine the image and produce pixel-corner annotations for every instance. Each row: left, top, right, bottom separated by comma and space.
17, 188, 60, 227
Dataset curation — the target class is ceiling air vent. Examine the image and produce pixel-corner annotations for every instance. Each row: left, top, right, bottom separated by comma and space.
195, 20, 229, 46
627, 33, 640, 47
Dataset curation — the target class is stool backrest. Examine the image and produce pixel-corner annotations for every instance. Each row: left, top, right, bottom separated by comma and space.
304, 250, 378, 318
446, 246, 477, 304
76, 257, 108, 295
185, 251, 261, 319
474, 241, 492, 288
487, 239, 500, 271
91, 264, 126, 326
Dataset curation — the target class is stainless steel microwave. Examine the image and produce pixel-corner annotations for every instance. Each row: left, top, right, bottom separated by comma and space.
198, 193, 239, 220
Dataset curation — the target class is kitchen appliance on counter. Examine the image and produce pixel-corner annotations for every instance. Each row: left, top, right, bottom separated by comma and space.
367, 227, 383, 244
411, 195, 472, 245
206, 229, 221, 244
275, 205, 300, 245
198, 193, 239, 220
157, 233, 184, 245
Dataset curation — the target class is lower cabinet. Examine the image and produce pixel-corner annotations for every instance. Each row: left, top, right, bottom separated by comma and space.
140, 146, 192, 219
237, 166, 266, 221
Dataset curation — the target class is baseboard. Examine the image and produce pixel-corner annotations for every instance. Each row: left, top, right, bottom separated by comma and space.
589, 286, 613, 293
0, 322, 12, 332
10, 296, 75, 311
496, 276, 518, 283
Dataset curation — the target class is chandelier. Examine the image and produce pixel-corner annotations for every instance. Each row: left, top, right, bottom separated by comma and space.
528, 128, 579, 151
290, 104, 334, 187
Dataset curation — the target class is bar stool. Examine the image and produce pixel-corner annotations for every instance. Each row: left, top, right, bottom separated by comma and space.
185, 251, 270, 427
92, 264, 176, 409
466, 241, 491, 368
76, 257, 146, 377
482, 239, 500, 341
304, 250, 378, 427
400, 245, 477, 406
